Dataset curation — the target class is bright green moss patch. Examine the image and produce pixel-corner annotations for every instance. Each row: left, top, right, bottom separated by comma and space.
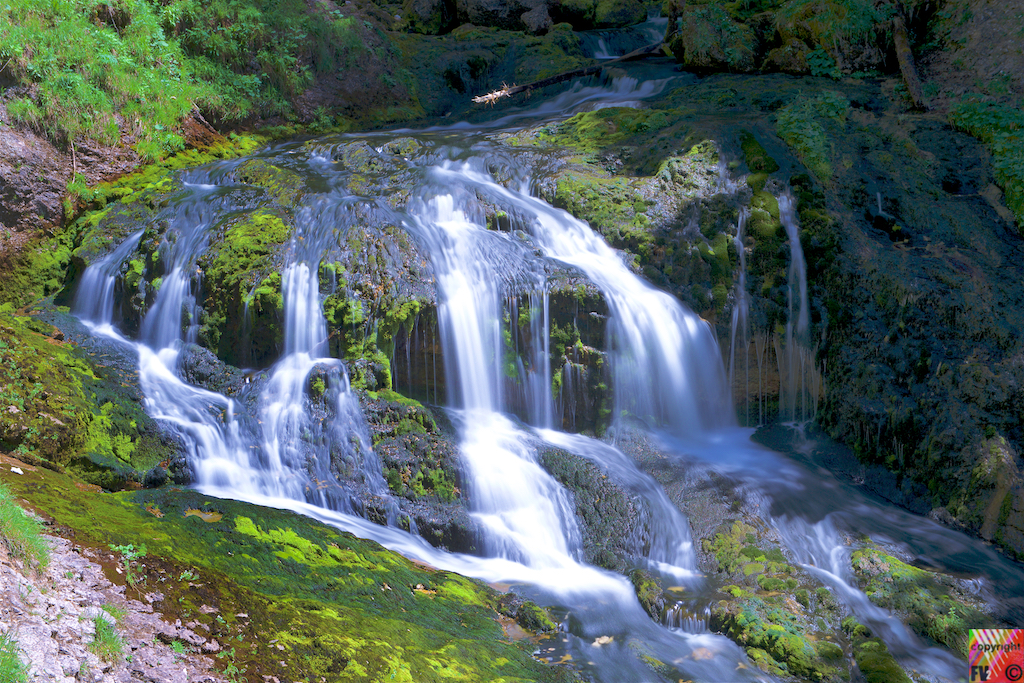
0, 464, 566, 682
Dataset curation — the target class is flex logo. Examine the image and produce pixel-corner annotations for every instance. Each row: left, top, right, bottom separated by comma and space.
970, 630, 1024, 683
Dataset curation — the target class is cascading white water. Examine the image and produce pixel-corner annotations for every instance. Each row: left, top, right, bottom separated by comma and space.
411, 194, 584, 568
777, 191, 822, 423
72, 230, 143, 328
431, 162, 732, 434
68, 70, 1010, 682
729, 209, 751, 425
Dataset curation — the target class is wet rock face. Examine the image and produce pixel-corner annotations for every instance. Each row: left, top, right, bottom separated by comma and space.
0, 127, 68, 240
539, 447, 640, 572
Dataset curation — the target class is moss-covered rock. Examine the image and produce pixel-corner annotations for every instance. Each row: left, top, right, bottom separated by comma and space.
0, 309, 176, 489
667, 4, 759, 73
850, 547, 990, 657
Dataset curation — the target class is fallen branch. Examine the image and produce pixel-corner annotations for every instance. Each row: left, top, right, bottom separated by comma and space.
472, 42, 665, 105
893, 15, 927, 110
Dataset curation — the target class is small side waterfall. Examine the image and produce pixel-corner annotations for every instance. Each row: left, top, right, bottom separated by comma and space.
728, 209, 751, 425
777, 191, 823, 423
71, 230, 143, 328
774, 515, 963, 682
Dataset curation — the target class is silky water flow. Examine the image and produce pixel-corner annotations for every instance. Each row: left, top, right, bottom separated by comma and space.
70, 73, 1023, 683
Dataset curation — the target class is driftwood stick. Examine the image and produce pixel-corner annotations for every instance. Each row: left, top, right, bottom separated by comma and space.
893, 15, 927, 110
472, 42, 664, 105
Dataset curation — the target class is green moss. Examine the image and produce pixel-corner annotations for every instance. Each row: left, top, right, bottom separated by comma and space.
198, 211, 290, 366
233, 159, 305, 206
853, 639, 911, 683
710, 595, 837, 680
776, 92, 849, 183
539, 107, 673, 154
850, 548, 986, 657
0, 464, 564, 682
741, 132, 780, 174
629, 569, 665, 620
703, 520, 758, 573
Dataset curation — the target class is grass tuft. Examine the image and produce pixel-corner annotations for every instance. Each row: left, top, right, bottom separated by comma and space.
0, 482, 50, 570
0, 632, 28, 683
89, 617, 123, 662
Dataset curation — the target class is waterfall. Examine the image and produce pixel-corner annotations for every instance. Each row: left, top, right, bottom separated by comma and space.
409, 193, 584, 568
71, 230, 143, 329
728, 209, 751, 425
777, 191, 822, 423
431, 161, 732, 435
67, 75, 1007, 682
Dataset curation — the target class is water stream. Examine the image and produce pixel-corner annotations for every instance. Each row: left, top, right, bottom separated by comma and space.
68, 70, 1024, 683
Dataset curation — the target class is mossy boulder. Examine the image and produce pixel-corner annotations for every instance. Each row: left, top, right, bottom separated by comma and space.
850, 547, 991, 657
668, 4, 759, 73
0, 309, 176, 489
629, 568, 666, 620
198, 210, 291, 367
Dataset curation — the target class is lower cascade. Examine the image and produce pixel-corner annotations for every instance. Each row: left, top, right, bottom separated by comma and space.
60, 74, 1024, 683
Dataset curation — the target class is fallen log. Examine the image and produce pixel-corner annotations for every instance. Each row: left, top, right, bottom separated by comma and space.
892, 15, 928, 110
472, 42, 664, 105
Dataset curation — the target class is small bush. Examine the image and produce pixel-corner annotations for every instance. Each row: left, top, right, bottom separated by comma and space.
0, 482, 50, 569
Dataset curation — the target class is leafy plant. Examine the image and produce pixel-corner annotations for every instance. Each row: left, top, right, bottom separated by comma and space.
0, 632, 28, 683
0, 482, 50, 570
216, 646, 247, 683
109, 543, 147, 587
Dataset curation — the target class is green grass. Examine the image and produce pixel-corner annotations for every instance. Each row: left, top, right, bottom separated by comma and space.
0, 482, 49, 569
0, 633, 28, 683
949, 97, 1024, 229
0, 0, 386, 159
89, 617, 123, 662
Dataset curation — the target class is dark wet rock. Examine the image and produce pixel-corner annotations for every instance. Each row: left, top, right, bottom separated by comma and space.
404, 0, 459, 35
143, 465, 169, 488
538, 447, 639, 572
177, 343, 247, 397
